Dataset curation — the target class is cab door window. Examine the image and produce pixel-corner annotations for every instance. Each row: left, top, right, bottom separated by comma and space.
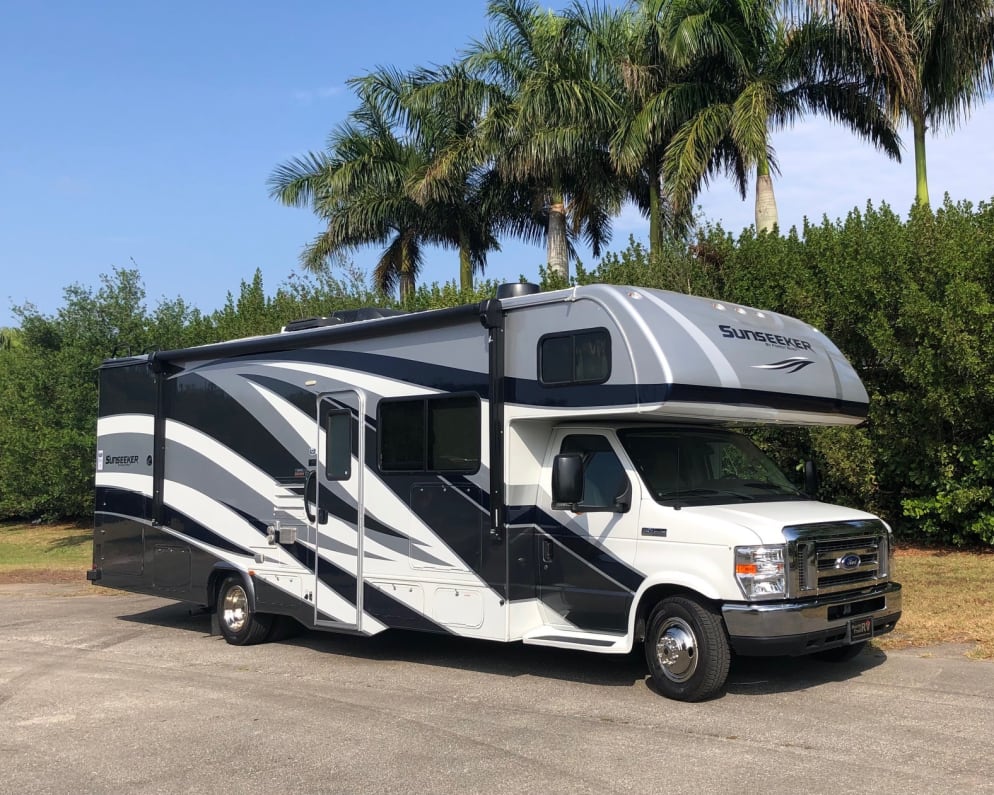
560, 434, 629, 511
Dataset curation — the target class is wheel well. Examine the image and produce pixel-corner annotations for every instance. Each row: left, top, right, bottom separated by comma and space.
634, 585, 720, 642
207, 568, 251, 614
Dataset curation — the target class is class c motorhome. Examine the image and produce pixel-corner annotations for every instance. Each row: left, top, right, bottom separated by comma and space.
90, 283, 901, 701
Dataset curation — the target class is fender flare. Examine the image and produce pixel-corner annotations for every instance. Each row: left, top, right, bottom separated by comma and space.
628, 572, 725, 636
209, 563, 257, 613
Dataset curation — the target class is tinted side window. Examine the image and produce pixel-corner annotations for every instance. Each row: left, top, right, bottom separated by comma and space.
539, 328, 611, 385
428, 395, 479, 471
379, 395, 480, 473
380, 400, 425, 471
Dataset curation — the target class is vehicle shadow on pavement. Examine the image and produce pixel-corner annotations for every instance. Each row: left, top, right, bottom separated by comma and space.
119, 600, 886, 697
723, 647, 887, 696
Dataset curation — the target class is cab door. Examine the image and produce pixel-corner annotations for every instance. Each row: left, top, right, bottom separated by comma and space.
536, 430, 640, 633
307, 389, 365, 629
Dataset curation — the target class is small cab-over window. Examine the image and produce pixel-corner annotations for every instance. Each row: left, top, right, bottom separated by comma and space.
379, 394, 480, 473
539, 328, 611, 385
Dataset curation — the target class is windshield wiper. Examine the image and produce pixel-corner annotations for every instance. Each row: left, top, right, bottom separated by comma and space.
656, 488, 754, 501
742, 481, 795, 491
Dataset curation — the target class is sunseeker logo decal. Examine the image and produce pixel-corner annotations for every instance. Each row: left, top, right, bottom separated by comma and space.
752, 357, 815, 374
104, 454, 141, 466
719, 324, 813, 351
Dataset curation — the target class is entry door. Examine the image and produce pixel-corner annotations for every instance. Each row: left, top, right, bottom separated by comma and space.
310, 390, 365, 629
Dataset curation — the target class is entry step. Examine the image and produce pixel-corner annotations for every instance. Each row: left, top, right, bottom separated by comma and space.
522, 626, 629, 653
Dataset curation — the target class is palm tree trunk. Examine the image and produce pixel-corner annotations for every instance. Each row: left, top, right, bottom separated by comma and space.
755, 156, 779, 233
400, 249, 415, 302
459, 228, 473, 292
912, 113, 930, 207
649, 156, 664, 259
547, 192, 569, 282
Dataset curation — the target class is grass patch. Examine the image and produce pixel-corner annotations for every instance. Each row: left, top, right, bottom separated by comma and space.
875, 546, 994, 659
0, 522, 92, 583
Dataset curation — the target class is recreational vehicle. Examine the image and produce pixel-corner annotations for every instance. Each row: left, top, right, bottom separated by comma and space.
90, 283, 901, 701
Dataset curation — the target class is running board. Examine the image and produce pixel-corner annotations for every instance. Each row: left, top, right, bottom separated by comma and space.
522, 626, 630, 653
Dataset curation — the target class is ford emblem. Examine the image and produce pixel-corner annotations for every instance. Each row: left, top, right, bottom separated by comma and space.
838, 553, 862, 570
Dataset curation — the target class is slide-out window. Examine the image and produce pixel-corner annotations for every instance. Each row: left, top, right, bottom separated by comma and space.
539, 328, 611, 385
379, 394, 480, 473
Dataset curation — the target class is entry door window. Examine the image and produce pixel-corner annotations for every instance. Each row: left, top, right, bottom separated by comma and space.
560, 434, 629, 511
325, 410, 352, 480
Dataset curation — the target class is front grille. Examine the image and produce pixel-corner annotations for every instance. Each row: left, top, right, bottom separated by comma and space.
785, 520, 890, 597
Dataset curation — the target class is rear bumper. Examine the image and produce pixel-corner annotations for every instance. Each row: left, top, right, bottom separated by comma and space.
722, 581, 902, 657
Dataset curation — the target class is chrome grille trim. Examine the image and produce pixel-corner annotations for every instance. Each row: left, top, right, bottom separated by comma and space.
784, 519, 890, 598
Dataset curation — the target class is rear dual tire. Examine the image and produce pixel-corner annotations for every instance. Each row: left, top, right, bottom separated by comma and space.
217, 576, 273, 646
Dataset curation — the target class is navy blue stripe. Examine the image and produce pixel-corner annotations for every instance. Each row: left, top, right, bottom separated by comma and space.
96, 485, 151, 521
506, 378, 867, 418
97, 487, 250, 556
506, 504, 645, 593
239, 372, 316, 417
167, 371, 300, 478
362, 582, 450, 633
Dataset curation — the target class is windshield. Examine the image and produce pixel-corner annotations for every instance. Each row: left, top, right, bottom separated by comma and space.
618, 428, 806, 506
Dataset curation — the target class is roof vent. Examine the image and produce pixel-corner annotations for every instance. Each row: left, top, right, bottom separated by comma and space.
282, 307, 406, 333
496, 282, 540, 300
328, 307, 406, 323
282, 316, 343, 332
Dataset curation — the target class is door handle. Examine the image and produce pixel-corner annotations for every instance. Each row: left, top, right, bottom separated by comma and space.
541, 538, 554, 563
304, 471, 317, 524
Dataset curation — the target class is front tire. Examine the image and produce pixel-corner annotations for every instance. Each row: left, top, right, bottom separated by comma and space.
645, 596, 731, 702
217, 576, 273, 646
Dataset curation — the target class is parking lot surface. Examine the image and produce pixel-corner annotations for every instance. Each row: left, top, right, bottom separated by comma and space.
1, 583, 992, 794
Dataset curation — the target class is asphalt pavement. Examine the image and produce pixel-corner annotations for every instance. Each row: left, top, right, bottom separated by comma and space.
1, 583, 992, 794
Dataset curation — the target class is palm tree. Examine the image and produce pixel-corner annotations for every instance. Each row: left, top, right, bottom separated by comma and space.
269, 73, 501, 298
464, 0, 627, 280
270, 99, 427, 298
357, 64, 503, 291
813, 0, 994, 206
570, 1, 694, 255
659, 0, 902, 232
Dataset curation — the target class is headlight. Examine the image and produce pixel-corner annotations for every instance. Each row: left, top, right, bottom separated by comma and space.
735, 545, 786, 599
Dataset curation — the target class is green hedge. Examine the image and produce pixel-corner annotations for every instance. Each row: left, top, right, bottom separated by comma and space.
3, 198, 994, 546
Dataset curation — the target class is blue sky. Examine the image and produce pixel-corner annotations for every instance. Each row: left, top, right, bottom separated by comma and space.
2, 0, 993, 328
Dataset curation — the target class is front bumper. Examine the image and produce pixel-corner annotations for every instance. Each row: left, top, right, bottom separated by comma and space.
722, 581, 902, 656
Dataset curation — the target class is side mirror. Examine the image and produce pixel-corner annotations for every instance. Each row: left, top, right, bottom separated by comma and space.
615, 477, 632, 513
804, 459, 820, 497
552, 453, 584, 508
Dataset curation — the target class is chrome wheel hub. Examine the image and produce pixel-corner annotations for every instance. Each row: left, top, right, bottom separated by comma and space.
655, 617, 698, 682
222, 585, 248, 633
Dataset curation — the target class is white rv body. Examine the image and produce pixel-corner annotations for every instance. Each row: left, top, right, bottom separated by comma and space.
92, 284, 900, 700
